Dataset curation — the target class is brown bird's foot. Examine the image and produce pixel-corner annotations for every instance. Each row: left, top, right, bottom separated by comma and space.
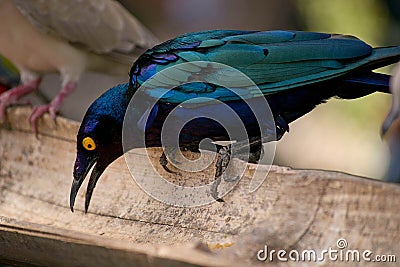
29, 81, 77, 135
0, 79, 41, 122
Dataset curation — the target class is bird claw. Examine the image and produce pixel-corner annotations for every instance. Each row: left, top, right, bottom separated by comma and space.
0, 79, 41, 123
159, 151, 181, 175
0, 90, 19, 122
210, 145, 233, 202
210, 177, 225, 202
29, 104, 58, 135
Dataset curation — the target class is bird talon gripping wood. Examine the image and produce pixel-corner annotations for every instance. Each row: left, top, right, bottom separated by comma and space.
211, 145, 231, 202
71, 30, 400, 212
212, 144, 241, 201
159, 151, 177, 174
215, 145, 232, 178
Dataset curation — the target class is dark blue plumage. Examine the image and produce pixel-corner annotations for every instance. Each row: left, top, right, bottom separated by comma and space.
70, 30, 400, 212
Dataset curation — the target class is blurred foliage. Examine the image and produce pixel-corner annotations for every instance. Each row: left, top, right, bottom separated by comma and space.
124, 0, 300, 40
295, 0, 391, 45
381, 0, 400, 44
295, 0, 395, 128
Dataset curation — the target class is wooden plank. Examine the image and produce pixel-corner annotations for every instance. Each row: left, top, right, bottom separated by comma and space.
1, 107, 400, 266
0, 217, 229, 267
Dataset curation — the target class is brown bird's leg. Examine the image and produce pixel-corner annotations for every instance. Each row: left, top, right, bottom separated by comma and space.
29, 81, 77, 135
0, 78, 42, 121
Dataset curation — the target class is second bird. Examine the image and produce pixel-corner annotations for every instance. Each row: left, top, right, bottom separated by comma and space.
0, 0, 157, 133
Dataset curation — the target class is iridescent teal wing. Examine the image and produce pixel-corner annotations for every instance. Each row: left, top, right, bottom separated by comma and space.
131, 30, 399, 103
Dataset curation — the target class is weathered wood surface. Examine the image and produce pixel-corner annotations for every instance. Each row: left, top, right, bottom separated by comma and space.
0, 107, 399, 266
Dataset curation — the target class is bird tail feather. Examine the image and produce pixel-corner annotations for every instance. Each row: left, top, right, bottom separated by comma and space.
365, 46, 400, 70
343, 72, 390, 94
337, 46, 400, 98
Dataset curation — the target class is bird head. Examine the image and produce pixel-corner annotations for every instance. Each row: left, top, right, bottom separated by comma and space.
70, 83, 134, 213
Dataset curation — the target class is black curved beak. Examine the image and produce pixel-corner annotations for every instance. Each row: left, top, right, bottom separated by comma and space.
70, 153, 109, 213
84, 164, 107, 213
70, 146, 123, 213
70, 178, 83, 212
70, 156, 97, 213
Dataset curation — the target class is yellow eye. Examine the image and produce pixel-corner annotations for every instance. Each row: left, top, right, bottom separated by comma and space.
82, 137, 96, 151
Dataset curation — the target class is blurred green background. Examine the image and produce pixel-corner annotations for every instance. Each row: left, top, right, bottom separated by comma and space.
12, 0, 400, 179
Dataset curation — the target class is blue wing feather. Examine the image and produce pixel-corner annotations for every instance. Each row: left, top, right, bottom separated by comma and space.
130, 30, 400, 104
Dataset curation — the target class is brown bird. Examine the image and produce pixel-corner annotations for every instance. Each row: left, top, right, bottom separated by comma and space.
0, 0, 157, 133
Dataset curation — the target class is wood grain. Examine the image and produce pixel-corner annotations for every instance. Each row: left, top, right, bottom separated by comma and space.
0, 107, 399, 266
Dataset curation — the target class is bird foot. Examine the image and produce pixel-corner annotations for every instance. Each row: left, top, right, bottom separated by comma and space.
0, 79, 41, 122
29, 104, 58, 136
210, 177, 225, 202
159, 151, 181, 175
29, 81, 77, 135
210, 145, 232, 202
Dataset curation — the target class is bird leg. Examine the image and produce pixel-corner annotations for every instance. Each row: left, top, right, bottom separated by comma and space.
159, 147, 182, 174
210, 144, 232, 202
159, 150, 176, 174
210, 136, 271, 201
29, 81, 77, 134
0, 78, 41, 121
